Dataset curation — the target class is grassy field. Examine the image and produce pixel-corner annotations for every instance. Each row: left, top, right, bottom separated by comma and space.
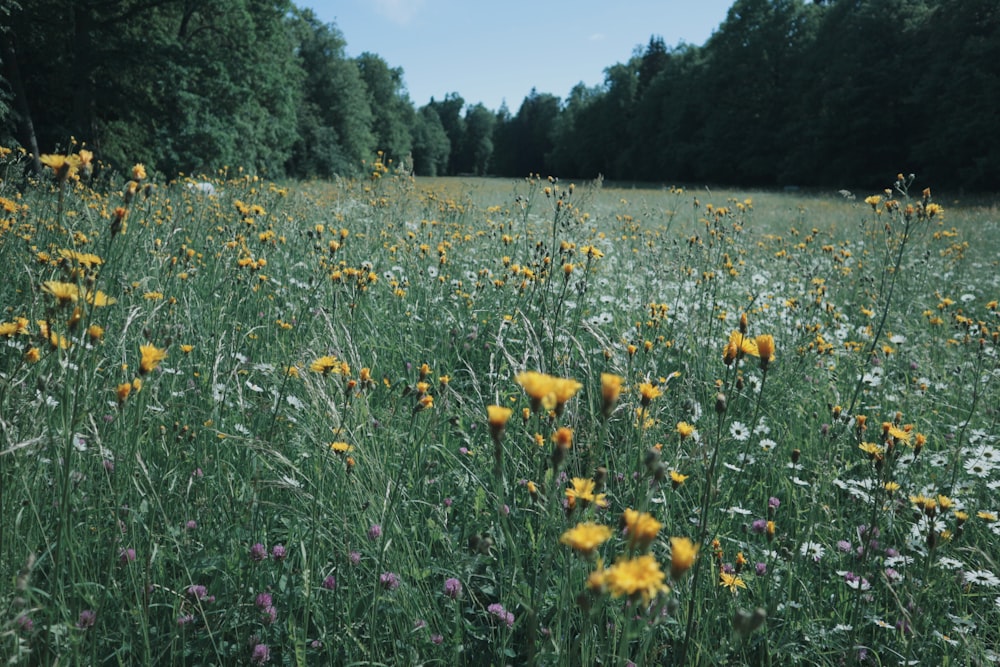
2, 151, 999, 666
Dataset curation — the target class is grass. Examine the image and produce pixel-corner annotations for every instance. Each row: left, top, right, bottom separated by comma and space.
2, 150, 999, 666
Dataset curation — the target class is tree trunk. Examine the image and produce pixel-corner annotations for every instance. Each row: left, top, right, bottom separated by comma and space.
0, 30, 42, 173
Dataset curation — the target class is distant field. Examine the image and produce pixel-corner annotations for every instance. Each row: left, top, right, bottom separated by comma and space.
3, 157, 999, 665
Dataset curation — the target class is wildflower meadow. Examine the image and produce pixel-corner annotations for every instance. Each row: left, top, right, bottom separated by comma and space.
1, 148, 999, 666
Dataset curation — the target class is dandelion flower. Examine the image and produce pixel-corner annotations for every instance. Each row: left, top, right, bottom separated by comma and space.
719, 571, 748, 593
560, 522, 613, 555
310, 355, 340, 374
676, 421, 695, 439
139, 343, 167, 374
669, 536, 699, 579
516, 371, 557, 412
755, 334, 775, 369
600, 373, 624, 416
487, 405, 513, 442
638, 382, 662, 406
42, 281, 79, 306
565, 477, 608, 510
622, 509, 662, 549
603, 554, 671, 604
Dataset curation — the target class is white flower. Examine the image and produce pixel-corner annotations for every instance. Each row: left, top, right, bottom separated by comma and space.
963, 569, 1000, 587
937, 557, 965, 571
964, 458, 994, 478
730, 421, 750, 442
759, 438, 777, 452
800, 541, 825, 561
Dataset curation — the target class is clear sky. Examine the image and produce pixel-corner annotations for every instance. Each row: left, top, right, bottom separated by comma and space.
299, 0, 735, 112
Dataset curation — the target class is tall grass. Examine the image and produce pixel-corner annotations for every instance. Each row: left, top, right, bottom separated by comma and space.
2, 150, 999, 666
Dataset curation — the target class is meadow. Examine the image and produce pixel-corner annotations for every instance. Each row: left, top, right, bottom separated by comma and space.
1, 148, 999, 666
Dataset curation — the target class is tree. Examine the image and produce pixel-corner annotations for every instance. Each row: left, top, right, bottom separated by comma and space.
410, 104, 450, 176
426, 93, 465, 174
286, 9, 374, 177
460, 103, 495, 175
356, 52, 414, 163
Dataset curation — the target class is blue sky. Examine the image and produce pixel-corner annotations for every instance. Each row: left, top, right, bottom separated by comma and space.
300, 0, 735, 111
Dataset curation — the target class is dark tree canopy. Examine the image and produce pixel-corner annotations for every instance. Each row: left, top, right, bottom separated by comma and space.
1, 0, 996, 189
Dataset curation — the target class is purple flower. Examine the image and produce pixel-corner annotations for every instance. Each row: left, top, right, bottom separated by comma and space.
250, 643, 270, 665
755, 562, 767, 576
443, 577, 462, 600
768, 497, 780, 512
380, 571, 401, 591
488, 603, 514, 628
270, 544, 287, 560
443, 498, 453, 508
414, 618, 427, 630
322, 575, 337, 590
751, 519, 767, 534
76, 609, 97, 629
250, 542, 267, 561
255, 593, 272, 609
185, 520, 197, 530
103, 459, 115, 473
187, 585, 209, 601
431, 633, 444, 645
261, 606, 277, 625
16, 615, 34, 633
368, 524, 382, 540
177, 614, 195, 627
836, 540, 853, 553
349, 551, 361, 565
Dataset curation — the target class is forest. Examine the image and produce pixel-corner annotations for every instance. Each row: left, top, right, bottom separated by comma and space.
1, 0, 997, 190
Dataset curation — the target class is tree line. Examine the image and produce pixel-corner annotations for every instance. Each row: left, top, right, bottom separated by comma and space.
1, 0, 997, 190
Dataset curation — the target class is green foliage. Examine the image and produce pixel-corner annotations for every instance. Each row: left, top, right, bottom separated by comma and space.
4, 146, 1000, 665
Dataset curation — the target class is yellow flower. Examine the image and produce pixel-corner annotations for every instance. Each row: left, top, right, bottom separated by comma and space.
603, 554, 671, 604
329, 441, 354, 454
669, 470, 688, 488
487, 405, 513, 442
0, 320, 27, 337
310, 355, 340, 374
676, 422, 695, 439
725, 330, 758, 359
565, 477, 608, 510
40, 153, 81, 181
669, 536, 699, 579
859, 442, 884, 461
977, 511, 998, 522
719, 571, 747, 593
58, 248, 103, 268
622, 509, 662, 549
638, 382, 661, 406
515, 371, 557, 412
551, 377, 583, 415
552, 426, 573, 449
560, 522, 613, 555
132, 163, 147, 181
24, 347, 41, 363
514, 372, 582, 414
116, 382, 132, 403
600, 373, 624, 416
139, 343, 167, 374
42, 281, 80, 306
84, 289, 117, 307
755, 334, 775, 368
887, 424, 911, 444
87, 324, 104, 342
